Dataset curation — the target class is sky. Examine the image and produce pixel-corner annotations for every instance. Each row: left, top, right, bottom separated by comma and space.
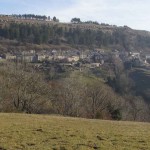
0, 0, 150, 31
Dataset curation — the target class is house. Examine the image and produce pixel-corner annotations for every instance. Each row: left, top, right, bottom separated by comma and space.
146, 54, 150, 60
94, 49, 105, 53
37, 54, 46, 62
67, 56, 79, 62
112, 51, 120, 58
47, 55, 54, 61
90, 63, 101, 68
52, 49, 57, 54
30, 50, 35, 54
80, 54, 88, 59
5, 54, 16, 60
0, 56, 6, 62
16, 54, 38, 63
90, 52, 104, 64
23, 55, 34, 62
57, 55, 66, 60
130, 52, 140, 58
79, 51, 88, 59
16, 55, 22, 62
144, 54, 150, 64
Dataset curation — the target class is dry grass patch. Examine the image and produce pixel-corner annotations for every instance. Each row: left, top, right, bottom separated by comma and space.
0, 113, 150, 150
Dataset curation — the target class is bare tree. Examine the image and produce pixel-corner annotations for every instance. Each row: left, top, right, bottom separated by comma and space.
85, 83, 107, 118
0, 62, 51, 113
124, 95, 149, 121
51, 76, 85, 117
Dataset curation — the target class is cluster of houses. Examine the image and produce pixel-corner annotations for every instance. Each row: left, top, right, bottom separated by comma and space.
0, 49, 106, 68
0, 49, 150, 69
128, 51, 150, 66
0, 50, 81, 62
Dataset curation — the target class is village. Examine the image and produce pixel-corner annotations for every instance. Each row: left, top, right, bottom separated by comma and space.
0, 49, 150, 71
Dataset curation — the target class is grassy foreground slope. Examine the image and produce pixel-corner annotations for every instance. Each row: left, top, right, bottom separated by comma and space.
0, 113, 150, 150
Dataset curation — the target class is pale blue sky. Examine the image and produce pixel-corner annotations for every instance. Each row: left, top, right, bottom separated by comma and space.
0, 0, 150, 31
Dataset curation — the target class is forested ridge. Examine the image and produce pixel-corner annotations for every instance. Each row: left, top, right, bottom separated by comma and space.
0, 21, 150, 51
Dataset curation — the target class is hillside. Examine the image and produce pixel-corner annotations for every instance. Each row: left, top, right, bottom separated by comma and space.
130, 68, 150, 102
1, 15, 150, 53
0, 113, 150, 150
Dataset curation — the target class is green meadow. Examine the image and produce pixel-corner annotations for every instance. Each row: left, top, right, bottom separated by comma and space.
0, 113, 150, 150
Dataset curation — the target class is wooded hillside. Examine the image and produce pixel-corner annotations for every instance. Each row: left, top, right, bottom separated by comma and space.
0, 15, 150, 52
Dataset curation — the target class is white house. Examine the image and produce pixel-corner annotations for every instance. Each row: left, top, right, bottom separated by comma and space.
67, 56, 79, 62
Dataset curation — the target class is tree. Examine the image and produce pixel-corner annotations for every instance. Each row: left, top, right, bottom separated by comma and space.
51, 75, 85, 117
48, 16, 51, 21
71, 18, 81, 24
53, 16, 57, 22
0, 62, 51, 113
107, 56, 133, 95
124, 95, 149, 121
107, 103, 122, 120
84, 80, 121, 119
147, 58, 150, 64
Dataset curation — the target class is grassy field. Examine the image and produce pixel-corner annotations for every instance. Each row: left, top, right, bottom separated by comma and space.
0, 113, 150, 150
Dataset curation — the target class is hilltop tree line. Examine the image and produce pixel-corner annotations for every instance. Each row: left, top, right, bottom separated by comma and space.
71, 17, 102, 25
12, 14, 59, 22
